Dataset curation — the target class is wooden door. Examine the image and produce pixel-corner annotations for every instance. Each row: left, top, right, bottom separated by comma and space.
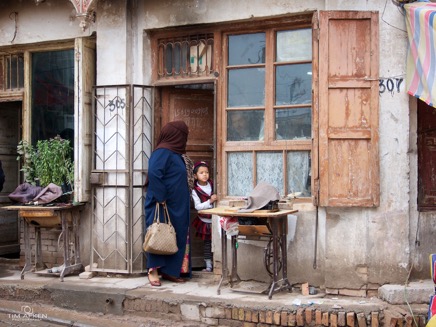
161, 86, 215, 268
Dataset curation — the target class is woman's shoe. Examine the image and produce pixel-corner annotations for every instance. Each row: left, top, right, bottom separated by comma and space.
147, 273, 161, 287
160, 272, 186, 283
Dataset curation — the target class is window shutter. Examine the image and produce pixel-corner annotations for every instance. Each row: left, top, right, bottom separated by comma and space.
74, 37, 95, 202
318, 11, 379, 207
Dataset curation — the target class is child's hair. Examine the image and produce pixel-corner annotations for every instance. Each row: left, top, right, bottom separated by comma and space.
193, 161, 209, 174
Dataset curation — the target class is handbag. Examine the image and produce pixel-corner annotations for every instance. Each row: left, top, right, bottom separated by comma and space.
143, 202, 178, 255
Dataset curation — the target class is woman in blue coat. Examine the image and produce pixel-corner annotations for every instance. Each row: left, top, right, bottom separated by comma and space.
144, 120, 193, 287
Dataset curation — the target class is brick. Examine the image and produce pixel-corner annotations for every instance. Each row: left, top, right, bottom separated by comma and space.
371, 312, 379, 327
347, 312, 355, 327
244, 310, 252, 322
337, 312, 346, 326
266, 310, 273, 324
288, 312, 296, 326
232, 308, 239, 320
243, 323, 256, 327
305, 308, 313, 324
225, 308, 232, 319
357, 313, 366, 327
204, 307, 227, 318
281, 311, 288, 326
296, 309, 304, 326
315, 310, 322, 325
397, 317, 404, 327
273, 311, 281, 325
252, 310, 259, 323
384, 310, 403, 327
331, 313, 338, 327
322, 312, 329, 326
259, 311, 266, 323
41, 239, 53, 246
238, 308, 244, 321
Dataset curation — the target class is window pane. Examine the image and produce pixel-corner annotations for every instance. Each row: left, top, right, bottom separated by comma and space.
275, 63, 312, 105
228, 152, 253, 196
276, 29, 312, 62
276, 108, 311, 140
4, 54, 24, 90
287, 151, 311, 197
173, 43, 182, 75
228, 33, 265, 66
227, 110, 264, 141
165, 45, 173, 75
31, 50, 74, 146
228, 68, 265, 107
256, 152, 283, 194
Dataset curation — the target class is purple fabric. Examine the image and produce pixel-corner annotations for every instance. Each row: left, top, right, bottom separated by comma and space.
33, 183, 63, 204
9, 183, 43, 204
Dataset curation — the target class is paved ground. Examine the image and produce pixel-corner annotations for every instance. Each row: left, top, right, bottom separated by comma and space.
0, 258, 433, 326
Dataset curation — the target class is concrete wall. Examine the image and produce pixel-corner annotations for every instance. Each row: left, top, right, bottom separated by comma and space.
0, 0, 93, 45
0, 0, 427, 292
138, 0, 415, 292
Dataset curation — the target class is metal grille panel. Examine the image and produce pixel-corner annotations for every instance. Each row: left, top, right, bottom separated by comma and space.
91, 85, 152, 273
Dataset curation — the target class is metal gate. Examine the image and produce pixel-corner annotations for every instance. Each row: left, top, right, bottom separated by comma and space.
91, 85, 152, 273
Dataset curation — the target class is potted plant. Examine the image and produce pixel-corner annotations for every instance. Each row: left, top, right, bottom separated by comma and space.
17, 136, 74, 194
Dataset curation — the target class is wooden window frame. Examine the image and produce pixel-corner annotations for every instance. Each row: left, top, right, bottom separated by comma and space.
0, 39, 95, 203
149, 11, 380, 207
220, 18, 314, 200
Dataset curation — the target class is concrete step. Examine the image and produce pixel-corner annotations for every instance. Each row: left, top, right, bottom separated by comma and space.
0, 266, 431, 326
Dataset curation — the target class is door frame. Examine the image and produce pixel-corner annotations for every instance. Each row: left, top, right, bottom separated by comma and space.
154, 82, 217, 268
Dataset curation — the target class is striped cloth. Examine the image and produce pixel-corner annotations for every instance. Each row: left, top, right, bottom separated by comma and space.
405, 2, 436, 107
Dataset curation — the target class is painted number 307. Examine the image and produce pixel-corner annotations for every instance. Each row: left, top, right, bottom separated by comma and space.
379, 78, 403, 94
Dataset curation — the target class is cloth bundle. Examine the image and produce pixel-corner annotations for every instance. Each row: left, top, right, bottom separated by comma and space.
8, 183, 63, 204
238, 182, 280, 213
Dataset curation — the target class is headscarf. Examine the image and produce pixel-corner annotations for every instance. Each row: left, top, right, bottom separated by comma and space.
144, 120, 191, 191
155, 120, 189, 154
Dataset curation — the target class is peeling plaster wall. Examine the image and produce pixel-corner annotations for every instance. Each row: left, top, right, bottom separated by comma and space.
0, 0, 93, 46
136, 0, 415, 290
0, 0, 424, 290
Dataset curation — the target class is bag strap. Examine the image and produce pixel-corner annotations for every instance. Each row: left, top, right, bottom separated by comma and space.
153, 202, 160, 224
162, 202, 173, 227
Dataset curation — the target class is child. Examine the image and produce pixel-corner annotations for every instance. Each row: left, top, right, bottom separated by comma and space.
192, 161, 217, 272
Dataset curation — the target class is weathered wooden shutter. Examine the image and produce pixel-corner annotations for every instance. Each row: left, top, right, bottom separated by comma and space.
318, 11, 379, 207
74, 37, 95, 202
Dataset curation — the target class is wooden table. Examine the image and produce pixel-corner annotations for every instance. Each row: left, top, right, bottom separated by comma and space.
199, 207, 298, 299
1, 204, 84, 281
